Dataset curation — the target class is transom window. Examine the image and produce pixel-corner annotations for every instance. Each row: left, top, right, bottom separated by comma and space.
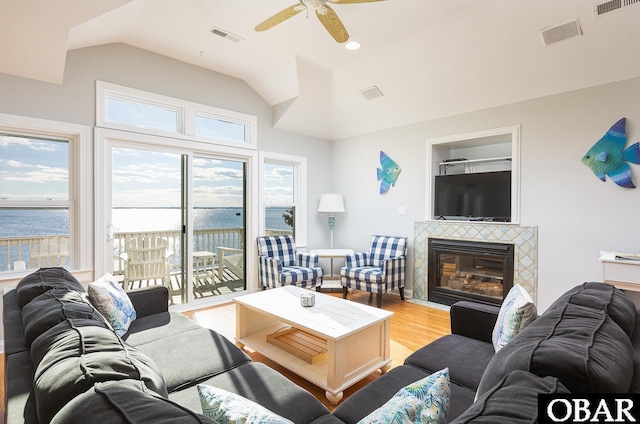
97, 81, 257, 148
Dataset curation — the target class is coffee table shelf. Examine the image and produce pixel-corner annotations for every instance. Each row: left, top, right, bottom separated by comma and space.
234, 286, 393, 404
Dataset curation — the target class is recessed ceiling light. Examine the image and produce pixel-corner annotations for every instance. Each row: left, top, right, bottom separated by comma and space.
345, 41, 361, 51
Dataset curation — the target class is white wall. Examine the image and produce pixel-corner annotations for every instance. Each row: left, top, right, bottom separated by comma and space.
332, 76, 640, 311
0, 43, 334, 278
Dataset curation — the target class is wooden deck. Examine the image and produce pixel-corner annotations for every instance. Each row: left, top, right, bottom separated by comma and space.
120, 265, 245, 304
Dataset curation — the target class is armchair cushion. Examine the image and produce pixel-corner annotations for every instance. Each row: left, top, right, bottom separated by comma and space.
342, 267, 383, 284
369, 235, 407, 267
257, 236, 296, 267
281, 266, 323, 285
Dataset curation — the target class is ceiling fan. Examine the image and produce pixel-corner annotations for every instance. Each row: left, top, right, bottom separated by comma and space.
255, 0, 386, 43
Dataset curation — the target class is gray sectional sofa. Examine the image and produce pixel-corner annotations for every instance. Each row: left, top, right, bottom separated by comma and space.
335, 281, 640, 423
4, 267, 640, 423
4, 268, 340, 424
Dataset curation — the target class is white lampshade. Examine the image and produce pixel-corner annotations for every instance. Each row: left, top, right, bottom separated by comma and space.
318, 194, 345, 213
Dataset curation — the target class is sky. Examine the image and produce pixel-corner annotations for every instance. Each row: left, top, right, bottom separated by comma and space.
0, 134, 293, 207
0, 134, 69, 201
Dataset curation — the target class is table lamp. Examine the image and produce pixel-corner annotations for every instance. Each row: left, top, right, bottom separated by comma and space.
318, 194, 345, 248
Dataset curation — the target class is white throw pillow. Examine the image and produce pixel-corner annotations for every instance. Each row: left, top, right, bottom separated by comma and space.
492, 284, 537, 351
358, 368, 450, 424
197, 384, 293, 424
87, 273, 136, 336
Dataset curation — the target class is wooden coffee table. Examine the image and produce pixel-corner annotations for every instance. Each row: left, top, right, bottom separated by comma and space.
234, 285, 393, 404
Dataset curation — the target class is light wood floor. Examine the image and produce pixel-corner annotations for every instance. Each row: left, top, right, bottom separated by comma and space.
0, 290, 450, 422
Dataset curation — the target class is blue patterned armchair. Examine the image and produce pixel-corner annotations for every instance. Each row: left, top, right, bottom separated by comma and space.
340, 235, 407, 308
256, 236, 324, 291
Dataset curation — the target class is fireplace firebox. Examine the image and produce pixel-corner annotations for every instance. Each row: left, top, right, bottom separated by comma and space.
428, 238, 514, 306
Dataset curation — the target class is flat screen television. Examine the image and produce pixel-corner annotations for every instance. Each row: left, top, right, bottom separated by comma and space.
434, 171, 511, 221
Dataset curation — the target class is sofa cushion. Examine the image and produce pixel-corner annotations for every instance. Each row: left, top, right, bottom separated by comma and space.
358, 368, 450, 424
476, 301, 634, 397
31, 320, 168, 424
51, 379, 217, 424
3, 288, 28, 355
16, 267, 84, 308
333, 365, 476, 423
450, 370, 569, 423
131, 325, 251, 392
547, 282, 636, 337
169, 363, 331, 424
122, 312, 202, 345
492, 284, 536, 352
404, 334, 494, 391
88, 272, 137, 336
631, 312, 640, 393
5, 351, 38, 424
21, 288, 107, 348
197, 384, 294, 424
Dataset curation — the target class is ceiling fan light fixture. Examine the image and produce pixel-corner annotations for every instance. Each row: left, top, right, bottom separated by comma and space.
345, 40, 361, 50
305, 0, 326, 10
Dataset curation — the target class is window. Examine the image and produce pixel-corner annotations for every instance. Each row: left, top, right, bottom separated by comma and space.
260, 152, 307, 245
106, 97, 180, 132
0, 114, 91, 275
97, 81, 257, 148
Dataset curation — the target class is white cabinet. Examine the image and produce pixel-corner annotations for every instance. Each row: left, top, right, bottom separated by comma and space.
601, 257, 640, 292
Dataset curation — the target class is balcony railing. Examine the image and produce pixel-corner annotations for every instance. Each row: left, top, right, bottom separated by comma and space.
0, 228, 293, 272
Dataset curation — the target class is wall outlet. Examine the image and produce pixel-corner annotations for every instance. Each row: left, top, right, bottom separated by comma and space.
398, 206, 407, 216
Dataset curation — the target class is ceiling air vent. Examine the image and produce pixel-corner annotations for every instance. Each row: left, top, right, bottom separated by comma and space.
210, 27, 244, 43
360, 86, 383, 101
540, 19, 582, 46
593, 0, 640, 18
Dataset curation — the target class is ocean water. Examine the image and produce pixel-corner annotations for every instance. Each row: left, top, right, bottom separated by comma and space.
0, 207, 292, 270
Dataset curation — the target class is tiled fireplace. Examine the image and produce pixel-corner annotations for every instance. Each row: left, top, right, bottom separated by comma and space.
414, 221, 538, 304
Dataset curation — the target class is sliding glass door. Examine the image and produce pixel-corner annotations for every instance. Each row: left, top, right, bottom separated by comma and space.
193, 157, 246, 299
97, 129, 250, 307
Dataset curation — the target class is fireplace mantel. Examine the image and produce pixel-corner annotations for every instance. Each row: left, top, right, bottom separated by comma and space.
414, 221, 538, 303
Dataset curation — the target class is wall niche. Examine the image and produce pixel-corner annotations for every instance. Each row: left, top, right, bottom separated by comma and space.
425, 125, 521, 224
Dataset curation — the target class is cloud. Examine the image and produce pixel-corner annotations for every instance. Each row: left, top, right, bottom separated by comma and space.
264, 165, 294, 183
113, 162, 181, 184
0, 135, 62, 151
4, 165, 68, 183
193, 166, 243, 182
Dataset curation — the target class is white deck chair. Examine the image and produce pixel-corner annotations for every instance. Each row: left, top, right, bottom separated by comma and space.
29, 236, 69, 269
217, 247, 244, 289
123, 237, 171, 292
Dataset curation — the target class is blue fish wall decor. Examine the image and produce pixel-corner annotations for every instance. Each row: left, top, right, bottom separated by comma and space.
582, 118, 640, 188
377, 151, 401, 195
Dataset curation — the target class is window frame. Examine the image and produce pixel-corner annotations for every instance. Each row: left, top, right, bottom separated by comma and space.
259, 152, 307, 247
0, 113, 92, 281
96, 81, 257, 149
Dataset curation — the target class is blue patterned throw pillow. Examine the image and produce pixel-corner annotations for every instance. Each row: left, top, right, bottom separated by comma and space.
358, 368, 450, 424
197, 384, 293, 424
88, 273, 136, 336
492, 284, 537, 352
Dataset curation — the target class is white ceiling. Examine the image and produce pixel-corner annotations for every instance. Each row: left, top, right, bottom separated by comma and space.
3, 0, 640, 140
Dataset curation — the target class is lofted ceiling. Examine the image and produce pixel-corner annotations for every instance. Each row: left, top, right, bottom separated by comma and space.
2, 0, 640, 140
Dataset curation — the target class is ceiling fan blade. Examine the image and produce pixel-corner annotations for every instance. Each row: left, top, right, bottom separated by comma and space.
316, 5, 349, 43
255, 4, 304, 32
330, 0, 387, 4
